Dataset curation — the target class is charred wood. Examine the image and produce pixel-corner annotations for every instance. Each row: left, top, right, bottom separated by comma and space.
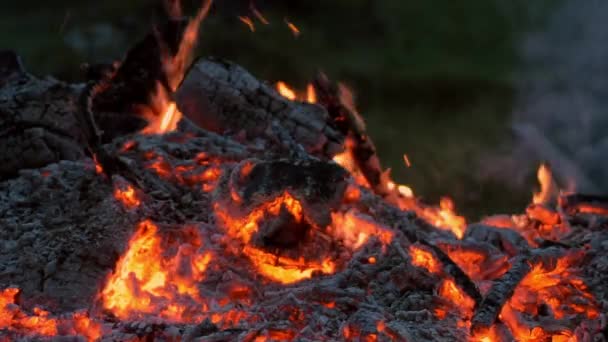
470, 254, 532, 335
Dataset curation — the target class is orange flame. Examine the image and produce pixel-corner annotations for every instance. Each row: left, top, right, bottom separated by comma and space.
164, 0, 213, 91
532, 163, 552, 205
306, 83, 317, 103
141, 84, 183, 134
276, 81, 318, 104
276, 81, 297, 101
499, 254, 598, 341
101, 220, 213, 321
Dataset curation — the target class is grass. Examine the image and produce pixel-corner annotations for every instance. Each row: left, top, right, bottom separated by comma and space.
0, 0, 558, 219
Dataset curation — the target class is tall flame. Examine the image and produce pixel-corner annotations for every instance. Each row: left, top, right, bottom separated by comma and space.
532, 163, 553, 205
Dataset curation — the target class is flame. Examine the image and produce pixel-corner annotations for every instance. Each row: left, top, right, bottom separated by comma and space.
306, 83, 317, 103
284, 18, 300, 37
409, 245, 441, 274
532, 163, 552, 205
164, 0, 213, 91
101, 220, 213, 321
238, 16, 255, 32
113, 184, 141, 208
276, 81, 297, 101
141, 0, 212, 134
498, 254, 598, 341
333, 141, 465, 238
275, 81, 317, 103
140, 84, 183, 134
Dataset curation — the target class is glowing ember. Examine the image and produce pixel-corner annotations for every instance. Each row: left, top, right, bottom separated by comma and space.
532, 163, 553, 205
250, 2, 269, 25
243, 246, 335, 284
403, 153, 412, 168
409, 245, 441, 274
0, 288, 101, 340
284, 18, 300, 37
329, 211, 393, 249
113, 184, 141, 208
92, 154, 103, 174
101, 220, 213, 321
238, 16, 255, 32
438, 278, 475, 327
215, 192, 336, 283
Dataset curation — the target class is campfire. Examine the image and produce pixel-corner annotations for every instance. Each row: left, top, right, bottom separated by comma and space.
0, 1, 606, 341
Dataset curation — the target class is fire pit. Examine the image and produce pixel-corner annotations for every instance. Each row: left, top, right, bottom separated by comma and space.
1, 1, 606, 341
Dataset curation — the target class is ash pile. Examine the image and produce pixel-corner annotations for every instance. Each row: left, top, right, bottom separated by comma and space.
1, 2, 607, 341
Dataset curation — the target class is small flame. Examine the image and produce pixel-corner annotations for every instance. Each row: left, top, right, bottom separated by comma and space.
141, 84, 184, 134
238, 16, 255, 32
306, 83, 317, 103
276, 81, 297, 101
532, 163, 553, 205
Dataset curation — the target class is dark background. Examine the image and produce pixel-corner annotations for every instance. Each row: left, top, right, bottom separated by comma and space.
1, 0, 561, 219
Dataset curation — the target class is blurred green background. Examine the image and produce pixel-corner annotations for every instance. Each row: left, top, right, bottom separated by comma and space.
0, 0, 559, 219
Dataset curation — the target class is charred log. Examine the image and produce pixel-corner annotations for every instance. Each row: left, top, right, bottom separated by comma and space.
470, 254, 532, 335
175, 59, 345, 158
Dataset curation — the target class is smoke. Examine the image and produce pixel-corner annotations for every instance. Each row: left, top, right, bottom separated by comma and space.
489, 0, 608, 194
